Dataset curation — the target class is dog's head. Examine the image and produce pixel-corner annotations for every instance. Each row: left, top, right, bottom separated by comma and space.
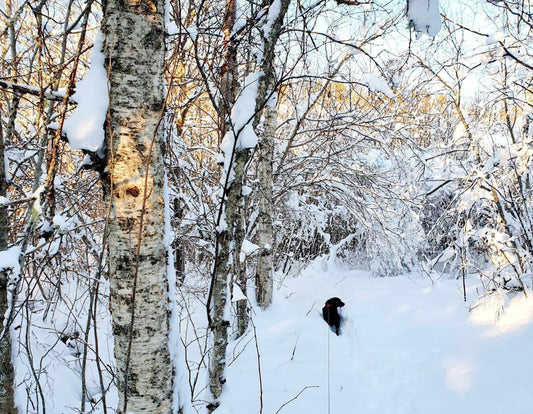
325, 297, 345, 308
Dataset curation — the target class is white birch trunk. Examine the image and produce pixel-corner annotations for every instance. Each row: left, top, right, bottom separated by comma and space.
102, 0, 172, 412
253, 0, 290, 308
0, 117, 16, 414
211, 147, 251, 405
210, 0, 291, 403
209, 0, 238, 405
1, 1, 17, 407
255, 104, 276, 307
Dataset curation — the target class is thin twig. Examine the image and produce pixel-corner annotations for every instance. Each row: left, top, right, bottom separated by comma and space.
275, 386, 319, 414
250, 316, 263, 414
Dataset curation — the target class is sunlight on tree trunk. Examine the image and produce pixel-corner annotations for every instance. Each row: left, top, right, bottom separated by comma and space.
102, 0, 172, 411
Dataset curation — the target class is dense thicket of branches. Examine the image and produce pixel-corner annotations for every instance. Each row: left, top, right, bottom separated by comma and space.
1, 0, 532, 412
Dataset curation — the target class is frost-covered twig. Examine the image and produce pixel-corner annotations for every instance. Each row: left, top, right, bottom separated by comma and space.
0, 80, 71, 103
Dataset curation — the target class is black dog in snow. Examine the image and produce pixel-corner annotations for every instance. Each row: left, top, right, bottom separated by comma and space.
322, 297, 345, 335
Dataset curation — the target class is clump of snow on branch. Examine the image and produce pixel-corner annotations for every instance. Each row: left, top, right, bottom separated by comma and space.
240, 239, 259, 262
360, 74, 395, 98
0, 246, 21, 283
165, 0, 179, 35
233, 0, 248, 36
263, 0, 282, 38
408, 0, 441, 38
231, 284, 247, 302
0, 246, 21, 335
219, 71, 262, 183
63, 32, 108, 151
49, 213, 75, 235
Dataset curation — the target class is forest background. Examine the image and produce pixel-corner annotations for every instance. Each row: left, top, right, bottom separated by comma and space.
1, 0, 533, 412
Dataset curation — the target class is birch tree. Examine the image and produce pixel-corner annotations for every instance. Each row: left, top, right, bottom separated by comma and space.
0, 2, 16, 409
208, 0, 292, 406
255, 104, 276, 307
101, 0, 173, 411
0, 123, 15, 414
254, 0, 291, 308
208, 0, 239, 404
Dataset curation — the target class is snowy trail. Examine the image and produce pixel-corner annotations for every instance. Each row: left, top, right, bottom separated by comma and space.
214, 260, 533, 414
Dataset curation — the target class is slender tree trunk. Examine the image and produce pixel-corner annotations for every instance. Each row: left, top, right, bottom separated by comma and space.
209, 0, 291, 403
0, 1, 18, 407
209, 0, 292, 404
234, 200, 249, 335
0, 118, 16, 414
253, 0, 290, 307
255, 104, 276, 307
172, 198, 186, 286
227, 150, 251, 332
209, 0, 239, 405
211, 142, 251, 405
101, 0, 172, 412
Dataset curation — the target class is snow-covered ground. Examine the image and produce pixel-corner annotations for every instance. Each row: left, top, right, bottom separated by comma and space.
212, 259, 533, 414
12, 258, 533, 413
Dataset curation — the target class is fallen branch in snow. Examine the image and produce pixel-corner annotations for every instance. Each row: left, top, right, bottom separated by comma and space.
290, 336, 298, 361
305, 302, 315, 316
275, 385, 320, 414
250, 317, 264, 414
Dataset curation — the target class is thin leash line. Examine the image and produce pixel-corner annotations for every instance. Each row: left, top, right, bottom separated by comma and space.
327, 322, 331, 414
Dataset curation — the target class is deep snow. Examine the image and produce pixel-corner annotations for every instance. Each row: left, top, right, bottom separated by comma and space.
209, 260, 533, 414
11, 258, 533, 413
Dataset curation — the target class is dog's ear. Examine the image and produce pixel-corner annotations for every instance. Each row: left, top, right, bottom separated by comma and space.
332, 297, 344, 307
325, 297, 345, 307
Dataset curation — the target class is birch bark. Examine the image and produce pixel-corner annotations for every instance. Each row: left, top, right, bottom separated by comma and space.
255, 104, 276, 307
101, 0, 172, 412
209, 0, 238, 403
0, 118, 16, 414
0, 1, 18, 409
209, 0, 290, 403
254, 0, 290, 307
